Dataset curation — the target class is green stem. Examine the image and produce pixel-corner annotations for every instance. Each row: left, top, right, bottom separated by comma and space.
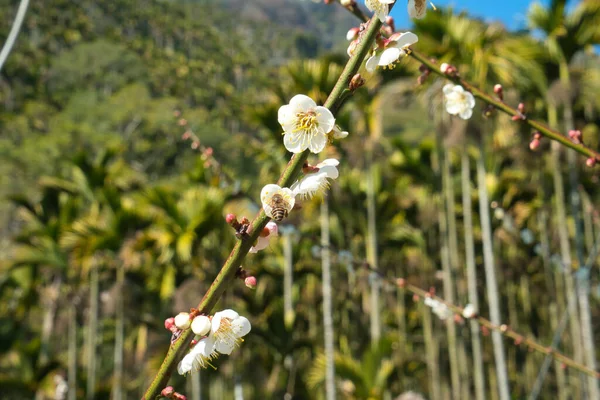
141, 11, 385, 400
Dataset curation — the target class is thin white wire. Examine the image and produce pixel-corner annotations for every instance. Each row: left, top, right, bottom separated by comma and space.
0, 0, 30, 73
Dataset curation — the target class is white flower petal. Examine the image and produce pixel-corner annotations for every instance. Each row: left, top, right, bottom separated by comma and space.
308, 132, 328, 154
315, 106, 335, 133
445, 102, 462, 115
215, 339, 235, 355
316, 159, 340, 168
283, 131, 308, 153
289, 94, 316, 112
250, 235, 270, 253
319, 165, 339, 179
216, 309, 239, 321
392, 32, 419, 48
277, 104, 293, 127
365, 55, 380, 73
459, 108, 473, 120
232, 316, 251, 337
443, 83, 455, 95
191, 315, 211, 336
379, 47, 402, 66
261, 184, 282, 204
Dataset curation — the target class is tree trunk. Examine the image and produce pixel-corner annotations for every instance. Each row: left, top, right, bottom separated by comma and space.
113, 262, 125, 400
68, 301, 77, 400
461, 149, 486, 400
321, 199, 336, 400
366, 160, 381, 345
283, 231, 294, 329
86, 262, 99, 400
476, 137, 510, 400
422, 302, 441, 400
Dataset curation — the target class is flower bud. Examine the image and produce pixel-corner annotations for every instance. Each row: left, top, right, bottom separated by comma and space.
164, 317, 176, 332
385, 16, 395, 31
349, 73, 365, 91
347, 40, 359, 57
529, 138, 540, 151
493, 84, 503, 94
178, 118, 188, 127
586, 157, 597, 167
568, 129, 582, 144
340, 0, 355, 5
173, 393, 187, 400
517, 102, 525, 113
440, 63, 450, 74
161, 386, 175, 397
174, 312, 191, 330
396, 278, 406, 288
346, 27, 359, 41
260, 226, 270, 237
245, 276, 257, 289
191, 315, 211, 336
226, 213, 237, 225
462, 304, 477, 319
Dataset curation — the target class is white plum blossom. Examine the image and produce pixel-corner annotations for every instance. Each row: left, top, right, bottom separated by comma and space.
365, 0, 395, 23
407, 0, 428, 19
204, 309, 251, 356
191, 315, 211, 336
250, 221, 279, 253
261, 184, 295, 221
365, 32, 418, 72
462, 304, 477, 319
177, 338, 214, 375
291, 159, 339, 200
278, 94, 335, 154
424, 297, 452, 320
443, 84, 476, 120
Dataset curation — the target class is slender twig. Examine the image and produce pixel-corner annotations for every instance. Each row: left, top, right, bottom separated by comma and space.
338, 2, 600, 162
0, 0, 30, 73
141, 9, 387, 400
361, 263, 600, 380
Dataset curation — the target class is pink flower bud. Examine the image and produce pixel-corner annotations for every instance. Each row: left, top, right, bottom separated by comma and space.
440, 63, 450, 74
385, 16, 395, 31
259, 227, 270, 237
191, 141, 199, 150
396, 278, 406, 288
173, 110, 181, 118
586, 157, 597, 167
173, 393, 187, 400
164, 317, 175, 331
529, 138, 540, 151
178, 118, 188, 126
182, 132, 191, 140
161, 386, 175, 397
493, 84, 503, 94
568, 129, 582, 144
245, 276, 257, 289
349, 73, 365, 91
517, 103, 525, 113
226, 214, 237, 225
412, 294, 419, 302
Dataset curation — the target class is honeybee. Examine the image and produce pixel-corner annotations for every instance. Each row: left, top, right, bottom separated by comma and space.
268, 193, 290, 222
261, 184, 295, 222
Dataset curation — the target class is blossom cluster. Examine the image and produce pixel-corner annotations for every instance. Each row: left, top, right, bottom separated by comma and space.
172, 309, 251, 375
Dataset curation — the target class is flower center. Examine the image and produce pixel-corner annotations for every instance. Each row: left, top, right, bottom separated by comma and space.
294, 111, 318, 133
215, 318, 243, 348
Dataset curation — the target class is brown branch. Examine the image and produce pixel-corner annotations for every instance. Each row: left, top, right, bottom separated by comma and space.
338, 1, 600, 163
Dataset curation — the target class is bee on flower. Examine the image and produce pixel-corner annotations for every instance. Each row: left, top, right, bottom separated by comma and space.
407, 0, 429, 19
261, 184, 295, 221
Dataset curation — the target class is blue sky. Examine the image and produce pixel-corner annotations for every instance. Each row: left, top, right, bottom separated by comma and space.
390, 0, 550, 30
